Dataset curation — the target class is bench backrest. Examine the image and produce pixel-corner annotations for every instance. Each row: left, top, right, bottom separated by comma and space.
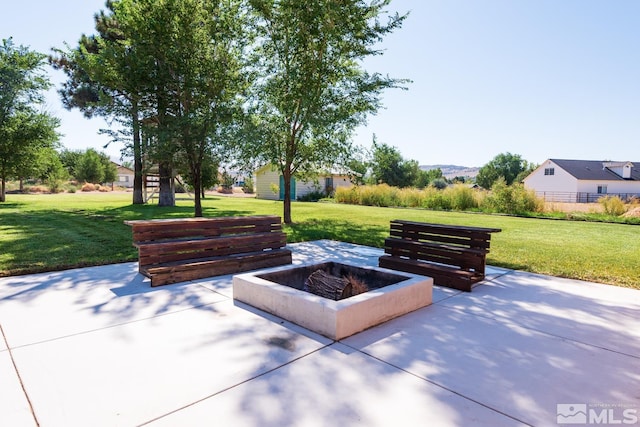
125, 216, 287, 268
384, 220, 501, 272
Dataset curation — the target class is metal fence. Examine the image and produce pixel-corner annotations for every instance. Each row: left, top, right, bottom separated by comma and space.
534, 191, 640, 203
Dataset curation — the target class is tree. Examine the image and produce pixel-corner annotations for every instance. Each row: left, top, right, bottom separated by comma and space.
415, 168, 444, 188
55, 0, 249, 216
248, 0, 408, 223
59, 148, 84, 178
0, 39, 59, 201
36, 148, 69, 192
51, 6, 147, 204
476, 152, 533, 189
73, 148, 117, 184
370, 139, 418, 188
75, 148, 105, 183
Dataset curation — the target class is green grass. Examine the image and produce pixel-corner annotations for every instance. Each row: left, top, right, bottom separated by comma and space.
1, 192, 638, 289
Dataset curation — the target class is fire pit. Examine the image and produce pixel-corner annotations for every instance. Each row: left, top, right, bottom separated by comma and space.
233, 262, 433, 340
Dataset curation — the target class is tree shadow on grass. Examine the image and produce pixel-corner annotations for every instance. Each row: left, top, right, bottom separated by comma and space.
0, 202, 256, 277
285, 218, 388, 248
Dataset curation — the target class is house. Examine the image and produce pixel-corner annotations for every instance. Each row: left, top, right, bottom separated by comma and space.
523, 159, 640, 202
254, 165, 353, 200
112, 163, 135, 189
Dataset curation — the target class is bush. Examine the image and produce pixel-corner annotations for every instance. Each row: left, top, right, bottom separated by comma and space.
28, 185, 48, 193
447, 185, 479, 211
398, 188, 425, 207
297, 190, 326, 202
359, 184, 400, 207
47, 180, 65, 193
430, 178, 448, 190
422, 187, 451, 210
242, 177, 254, 194
598, 195, 626, 216
81, 183, 96, 192
483, 179, 543, 215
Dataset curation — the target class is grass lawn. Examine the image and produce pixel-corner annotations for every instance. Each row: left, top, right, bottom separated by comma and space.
1, 192, 638, 289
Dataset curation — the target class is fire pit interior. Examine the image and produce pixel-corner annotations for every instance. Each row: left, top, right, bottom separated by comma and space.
233, 261, 433, 340
257, 262, 408, 300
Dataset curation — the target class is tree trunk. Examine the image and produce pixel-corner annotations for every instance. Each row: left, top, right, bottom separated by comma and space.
0, 177, 5, 202
158, 161, 175, 207
193, 163, 203, 217
131, 103, 144, 205
283, 168, 292, 224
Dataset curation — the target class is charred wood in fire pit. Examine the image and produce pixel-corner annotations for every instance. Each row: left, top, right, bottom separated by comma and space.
303, 270, 370, 300
304, 270, 351, 300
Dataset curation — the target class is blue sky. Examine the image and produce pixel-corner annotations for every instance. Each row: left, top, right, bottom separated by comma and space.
3, 0, 639, 167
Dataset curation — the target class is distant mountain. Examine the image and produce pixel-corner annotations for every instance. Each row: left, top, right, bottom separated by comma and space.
420, 164, 480, 179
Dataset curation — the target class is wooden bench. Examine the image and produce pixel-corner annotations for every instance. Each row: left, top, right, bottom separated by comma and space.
378, 220, 501, 292
125, 216, 292, 287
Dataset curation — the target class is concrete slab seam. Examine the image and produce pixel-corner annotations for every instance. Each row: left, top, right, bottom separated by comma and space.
136, 343, 334, 427
5, 300, 227, 351
0, 323, 40, 427
340, 340, 533, 427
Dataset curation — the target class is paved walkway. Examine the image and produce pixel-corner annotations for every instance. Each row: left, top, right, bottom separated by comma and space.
1, 240, 638, 426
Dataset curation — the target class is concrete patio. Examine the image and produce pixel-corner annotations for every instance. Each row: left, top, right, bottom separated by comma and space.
1, 240, 638, 427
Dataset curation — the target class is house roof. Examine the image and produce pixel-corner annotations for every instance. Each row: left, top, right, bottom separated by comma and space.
550, 159, 640, 181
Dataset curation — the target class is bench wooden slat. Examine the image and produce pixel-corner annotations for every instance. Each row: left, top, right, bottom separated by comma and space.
379, 256, 482, 289
390, 220, 501, 234
138, 233, 287, 267
126, 215, 291, 286
142, 249, 292, 287
383, 238, 486, 272
126, 216, 282, 243
390, 222, 494, 250
379, 220, 501, 292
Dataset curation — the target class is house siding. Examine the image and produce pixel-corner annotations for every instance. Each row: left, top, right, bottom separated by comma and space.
114, 165, 135, 188
255, 167, 281, 200
255, 166, 353, 200
524, 159, 640, 202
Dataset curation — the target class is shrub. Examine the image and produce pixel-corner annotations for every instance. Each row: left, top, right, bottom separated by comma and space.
447, 185, 478, 211
430, 178, 448, 190
483, 179, 543, 215
335, 186, 359, 204
361, 184, 400, 207
422, 188, 451, 210
81, 183, 96, 192
28, 185, 48, 193
242, 177, 254, 194
47, 180, 65, 193
98, 185, 111, 192
297, 190, 326, 202
398, 188, 425, 207
598, 195, 626, 216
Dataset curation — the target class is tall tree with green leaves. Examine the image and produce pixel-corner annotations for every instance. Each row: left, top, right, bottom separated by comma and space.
370, 138, 419, 188
0, 38, 59, 202
56, 0, 249, 215
476, 152, 535, 189
110, 0, 249, 216
51, 5, 148, 205
248, 0, 408, 223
